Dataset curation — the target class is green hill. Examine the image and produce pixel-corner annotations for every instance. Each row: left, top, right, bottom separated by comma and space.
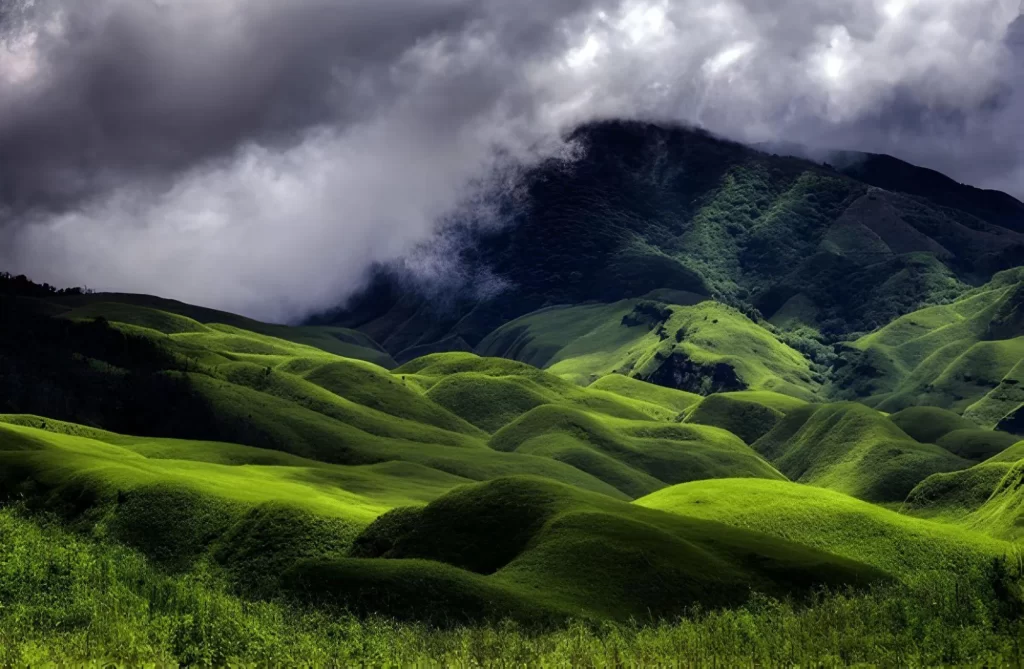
488, 405, 783, 497
830, 268, 1024, 417
287, 477, 883, 623
969, 461, 1024, 540
903, 463, 1015, 523
49, 292, 396, 367
752, 403, 971, 502
637, 479, 1010, 576
586, 374, 701, 414
480, 299, 821, 400
682, 391, 807, 444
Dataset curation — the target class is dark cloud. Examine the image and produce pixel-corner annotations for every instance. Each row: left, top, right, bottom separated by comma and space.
1, 0, 1021, 320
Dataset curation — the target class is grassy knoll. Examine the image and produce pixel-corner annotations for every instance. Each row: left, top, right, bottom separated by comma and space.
752, 403, 971, 502
292, 476, 882, 623
587, 373, 701, 414
480, 299, 820, 399
987, 439, 1024, 464
904, 464, 1016, 522
969, 461, 1024, 541
681, 391, 806, 444
487, 405, 783, 497
637, 479, 1013, 577
831, 268, 1024, 415
401, 352, 682, 427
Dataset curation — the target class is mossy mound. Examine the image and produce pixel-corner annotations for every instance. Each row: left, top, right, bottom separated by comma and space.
968, 461, 1024, 540
935, 429, 1021, 461
985, 440, 1024, 464
587, 374, 701, 414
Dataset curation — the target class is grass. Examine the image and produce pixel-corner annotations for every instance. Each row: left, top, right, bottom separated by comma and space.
752, 403, 971, 502
487, 405, 783, 497
294, 476, 883, 622
480, 299, 820, 400
680, 392, 804, 444
587, 373, 701, 414
987, 439, 1024, 464
0, 505, 1021, 666
637, 478, 1013, 577
969, 460, 1024, 541
832, 268, 1024, 415
48, 292, 396, 367
904, 463, 1016, 522
888, 406, 977, 443
964, 359, 1024, 428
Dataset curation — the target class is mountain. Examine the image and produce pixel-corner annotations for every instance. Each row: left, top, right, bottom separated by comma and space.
324, 121, 1024, 363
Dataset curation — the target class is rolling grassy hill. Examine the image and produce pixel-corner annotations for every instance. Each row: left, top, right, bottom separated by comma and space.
290, 476, 883, 623
830, 267, 1024, 421
752, 402, 971, 502
480, 298, 821, 400
46, 292, 395, 367
637, 479, 1012, 576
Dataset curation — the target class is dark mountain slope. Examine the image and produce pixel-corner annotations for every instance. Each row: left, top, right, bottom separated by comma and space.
324, 121, 1024, 361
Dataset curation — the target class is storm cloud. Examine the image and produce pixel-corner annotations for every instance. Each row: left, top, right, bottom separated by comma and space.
1, 0, 1021, 320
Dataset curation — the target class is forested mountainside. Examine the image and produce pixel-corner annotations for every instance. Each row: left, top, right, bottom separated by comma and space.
323, 121, 1024, 363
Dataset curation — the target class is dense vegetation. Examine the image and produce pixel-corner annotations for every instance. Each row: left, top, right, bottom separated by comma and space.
2, 123, 1024, 664
324, 122, 1024, 361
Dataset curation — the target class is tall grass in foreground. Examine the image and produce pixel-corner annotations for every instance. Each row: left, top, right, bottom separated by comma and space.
0, 507, 1021, 667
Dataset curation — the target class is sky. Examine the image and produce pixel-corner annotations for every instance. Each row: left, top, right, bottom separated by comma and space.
0, 0, 1021, 321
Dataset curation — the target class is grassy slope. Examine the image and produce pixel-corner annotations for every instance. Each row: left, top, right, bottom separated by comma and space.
488, 405, 783, 497
637, 479, 1011, 576
480, 300, 819, 400
290, 477, 883, 623
400, 352, 682, 427
752, 403, 971, 502
3, 506, 1018, 668
681, 391, 807, 444
50, 294, 396, 367
831, 268, 1024, 417
969, 461, 1024, 540
587, 374, 701, 414
0, 421, 463, 525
